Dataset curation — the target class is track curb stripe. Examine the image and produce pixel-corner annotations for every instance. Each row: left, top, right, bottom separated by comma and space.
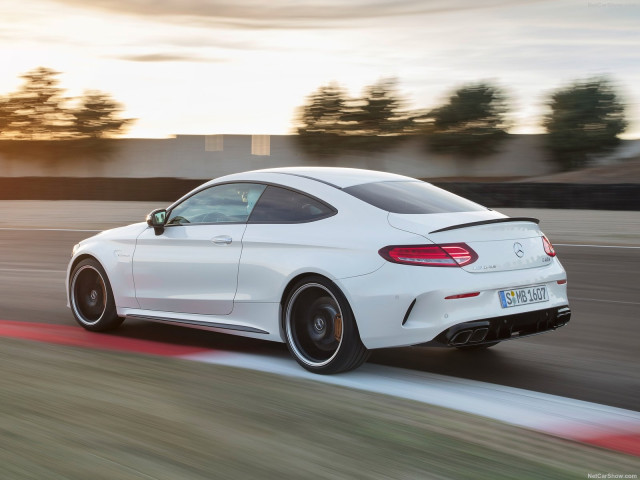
1, 320, 638, 457
0, 320, 212, 356
182, 352, 640, 458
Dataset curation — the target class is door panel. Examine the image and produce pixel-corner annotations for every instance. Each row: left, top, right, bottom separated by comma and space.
132, 182, 266, 315
132, 224, 247, 315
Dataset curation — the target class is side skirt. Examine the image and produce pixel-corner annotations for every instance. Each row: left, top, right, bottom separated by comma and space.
125, 314, 269, 334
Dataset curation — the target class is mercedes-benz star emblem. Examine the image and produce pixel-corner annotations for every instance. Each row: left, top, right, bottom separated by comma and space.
513, 242, 524, 258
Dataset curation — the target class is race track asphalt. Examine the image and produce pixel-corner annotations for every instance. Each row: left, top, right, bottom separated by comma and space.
1, 215, 637, 412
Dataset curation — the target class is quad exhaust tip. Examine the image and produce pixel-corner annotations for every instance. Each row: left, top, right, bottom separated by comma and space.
451, 327, 488, 346
470, 328, 489, 343
420, 306, 572, 349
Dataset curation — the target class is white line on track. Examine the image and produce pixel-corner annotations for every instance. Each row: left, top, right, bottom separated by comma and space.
183, 351, 640, 441
0, 228, 101, 232
0, 268, 65, 274
556, 243, 640, 249
571, 296, 640, 306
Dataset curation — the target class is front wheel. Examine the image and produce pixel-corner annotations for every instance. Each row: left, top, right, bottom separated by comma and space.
70, 258, 123, 332
284, 276, 369, 374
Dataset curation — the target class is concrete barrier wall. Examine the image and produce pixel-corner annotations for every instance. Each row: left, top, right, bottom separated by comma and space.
2, 177, 638, 210
0, 134, 559, 179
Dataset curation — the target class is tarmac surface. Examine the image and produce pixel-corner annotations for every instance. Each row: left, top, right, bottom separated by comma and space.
0, 201, 638, 411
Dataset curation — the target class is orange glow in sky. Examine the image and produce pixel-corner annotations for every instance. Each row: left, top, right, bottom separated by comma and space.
1, 0, 639, 138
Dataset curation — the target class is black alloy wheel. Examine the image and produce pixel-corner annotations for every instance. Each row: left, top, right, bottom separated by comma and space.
284, 276, 368, 374
70, 258, 123, 332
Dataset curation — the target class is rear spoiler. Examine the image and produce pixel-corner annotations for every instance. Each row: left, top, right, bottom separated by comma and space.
429, 217, 540, 234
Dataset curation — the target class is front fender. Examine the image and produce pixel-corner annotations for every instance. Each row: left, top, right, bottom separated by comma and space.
66, 223, 147, 311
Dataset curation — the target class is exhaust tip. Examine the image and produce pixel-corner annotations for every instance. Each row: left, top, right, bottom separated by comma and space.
553, 306, 571, 327
469, 328, 489, 343
451, 330, 473, 345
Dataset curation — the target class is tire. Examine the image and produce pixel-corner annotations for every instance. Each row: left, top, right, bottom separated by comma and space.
455, 341, 499, 351
284, 276, 369, 374
69, 258, 123, 332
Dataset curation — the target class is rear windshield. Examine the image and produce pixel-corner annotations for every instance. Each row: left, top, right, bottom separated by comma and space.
344, 181, 487, 214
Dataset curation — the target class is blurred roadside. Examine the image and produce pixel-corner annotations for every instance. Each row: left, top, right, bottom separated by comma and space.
3, 338, 635, 479
0, 200, 160, 230
516, 155, 640, 184
1, 201, 638, 246
2, 155, 639, 210
498, 208, 640, 246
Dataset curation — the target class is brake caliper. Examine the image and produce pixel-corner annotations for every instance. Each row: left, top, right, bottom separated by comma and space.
334, 314, 343, 342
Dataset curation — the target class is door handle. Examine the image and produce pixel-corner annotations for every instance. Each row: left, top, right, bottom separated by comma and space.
212, 235, 233, 245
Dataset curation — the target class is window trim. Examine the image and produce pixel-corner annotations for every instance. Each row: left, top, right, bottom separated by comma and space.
165, 181, 337, 227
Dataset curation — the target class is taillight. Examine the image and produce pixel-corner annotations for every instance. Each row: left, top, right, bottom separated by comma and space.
542, 235, 556, 257
379, 243, 478, 267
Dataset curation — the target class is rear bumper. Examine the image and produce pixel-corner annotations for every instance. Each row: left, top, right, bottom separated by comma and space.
339, 258, 570, 349
419, 305, 571, 347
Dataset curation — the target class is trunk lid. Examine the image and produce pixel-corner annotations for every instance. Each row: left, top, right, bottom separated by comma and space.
388, 211, 550, 273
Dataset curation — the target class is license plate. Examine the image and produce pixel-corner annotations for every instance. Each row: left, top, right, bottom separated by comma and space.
499, 285, 549, 309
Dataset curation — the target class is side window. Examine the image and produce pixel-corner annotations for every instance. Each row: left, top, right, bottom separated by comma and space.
167, 183, 266, 225
248, 186, 335, 223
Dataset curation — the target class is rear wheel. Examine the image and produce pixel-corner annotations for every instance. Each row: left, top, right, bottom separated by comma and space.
70, 258, 123, 332
284, 276, 369, 374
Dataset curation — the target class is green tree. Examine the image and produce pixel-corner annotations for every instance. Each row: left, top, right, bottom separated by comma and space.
4, 67, 73, 139
543, 78, 627, 171
296, 79, 411, 156
0, 97, 10, 134
342, 79, 408, 136
296, 82, 349, 156
73, 91, 132, 139
0, 67, 133, 142
0, 67, 134, 163
297, 82, 348, 136
427, 82, 509, 158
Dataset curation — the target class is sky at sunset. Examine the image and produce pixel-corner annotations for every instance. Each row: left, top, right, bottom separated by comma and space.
1, 0, 639, 138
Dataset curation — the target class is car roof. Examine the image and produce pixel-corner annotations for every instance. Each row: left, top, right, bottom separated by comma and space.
248, 167, 415, 189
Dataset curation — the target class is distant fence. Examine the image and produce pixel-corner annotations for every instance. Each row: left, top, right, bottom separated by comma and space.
1, 177, 639, 210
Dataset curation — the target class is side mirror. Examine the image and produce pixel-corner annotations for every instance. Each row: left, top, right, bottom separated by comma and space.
146, 208, 167, 235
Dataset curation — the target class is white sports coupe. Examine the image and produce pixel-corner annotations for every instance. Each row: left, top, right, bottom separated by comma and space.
67, 167, 570, 373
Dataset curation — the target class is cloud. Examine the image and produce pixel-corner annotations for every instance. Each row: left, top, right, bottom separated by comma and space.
114, 53, 226, 62
48, 0, 543, 29
144, 35, 260, 51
